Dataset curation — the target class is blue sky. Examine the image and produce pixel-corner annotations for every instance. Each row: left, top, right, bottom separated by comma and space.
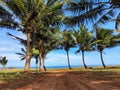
0, 21, 120, 68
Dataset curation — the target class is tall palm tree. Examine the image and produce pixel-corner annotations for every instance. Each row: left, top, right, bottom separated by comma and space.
65, 0, 120, 30
41, 32, 61, 71
61, 30, 76, 69
3, 0, 66, 72
75, 25, 96, 69
0, 56, 8, 69
31, 28, 61, 71
96, 28, 115, 68
2, 0, 41, 72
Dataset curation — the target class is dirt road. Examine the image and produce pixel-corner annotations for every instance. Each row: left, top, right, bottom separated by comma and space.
0, 71, 120, 90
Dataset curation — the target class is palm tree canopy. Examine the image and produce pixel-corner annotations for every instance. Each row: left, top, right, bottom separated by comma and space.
31, 27, 61, 59
110, 33, 120, 46
96, 28, 114, 51
0, 0, 18, 29
65, 0, 120, 29
61, 30, 77, 51
75, 25, 95, 52
4, 0, 66, 32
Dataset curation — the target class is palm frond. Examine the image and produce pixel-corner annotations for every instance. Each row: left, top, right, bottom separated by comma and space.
115, 13, 120, 29
7, 32, 26, 46
16, 53, 25, 56
21, 48, 26, 53
65, 3, 106, 26
75, 49, 80, 54
65, 0, 120, 28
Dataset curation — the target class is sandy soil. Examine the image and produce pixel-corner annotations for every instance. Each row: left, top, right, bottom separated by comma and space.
0, 70, 120, 90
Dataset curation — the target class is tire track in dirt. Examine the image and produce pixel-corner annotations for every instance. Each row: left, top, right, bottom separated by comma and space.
18, 72, 95, 90
16, 72, 120, 90
19, 74, 58, 90
72, 73, 120, 90
64, 73, 96, 90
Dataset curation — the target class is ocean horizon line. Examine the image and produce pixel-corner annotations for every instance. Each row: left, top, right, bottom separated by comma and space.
4, 64, 120, 69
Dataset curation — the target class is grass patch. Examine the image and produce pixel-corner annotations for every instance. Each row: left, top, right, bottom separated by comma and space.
0, 66, 120, 83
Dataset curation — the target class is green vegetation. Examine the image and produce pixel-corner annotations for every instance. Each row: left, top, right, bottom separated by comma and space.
0, 67, 120, 82
0, 0, 120, 73
96, 28, 116, 68
75, 25, 96, 69
0, 68, 37, 83
66, 0, 120, 30
0, 56, 8, 69
61, 30, 77, 69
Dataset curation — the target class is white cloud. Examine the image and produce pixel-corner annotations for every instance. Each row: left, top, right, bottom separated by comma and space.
0, 53, 19, 60
0, 47, 13, 52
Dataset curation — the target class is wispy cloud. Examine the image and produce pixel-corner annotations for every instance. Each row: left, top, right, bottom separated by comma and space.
0, 53, 19, 60
0, 47, 13, 52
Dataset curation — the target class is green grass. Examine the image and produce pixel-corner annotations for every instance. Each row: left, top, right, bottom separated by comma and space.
0, 68, 29, 82
0, 66, 120, 83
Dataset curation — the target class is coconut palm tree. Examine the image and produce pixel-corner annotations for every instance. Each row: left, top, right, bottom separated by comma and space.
3, 0, 66, 72
75, 25, 96, 69
61, 30, 76, 69
41, 32, 61, 71
0, 56, 8, 69
65, 0, 120, 30
1, 0, 40, 72
31, 27, 61, 71
96, 28, 115, 68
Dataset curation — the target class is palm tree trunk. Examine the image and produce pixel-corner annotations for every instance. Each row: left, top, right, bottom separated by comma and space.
39, 54, 43, 72
24, 32, 31, 72
36, 57, 38, 73
66, 50, 72, 69
43, 59, 46, 71
100, 51, 106, 68
82, 50, 87, 69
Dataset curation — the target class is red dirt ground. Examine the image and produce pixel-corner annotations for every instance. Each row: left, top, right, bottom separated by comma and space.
0, 71, 120, 90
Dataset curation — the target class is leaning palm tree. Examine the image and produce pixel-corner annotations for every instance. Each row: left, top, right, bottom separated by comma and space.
0, 56, 8, 69
61, 30, 76, 69
96, 28, 114, 68
66, 0, 120, 30
75, 25, 96, 69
